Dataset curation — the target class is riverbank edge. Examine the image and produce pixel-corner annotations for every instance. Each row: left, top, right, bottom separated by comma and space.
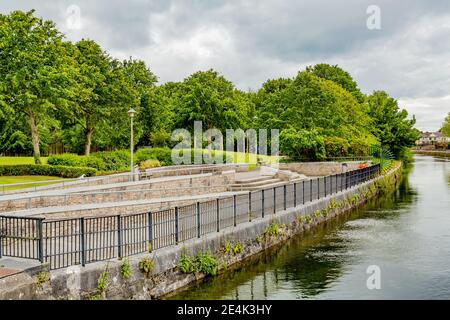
0, 162, 402, 300
413, 150, 450, 157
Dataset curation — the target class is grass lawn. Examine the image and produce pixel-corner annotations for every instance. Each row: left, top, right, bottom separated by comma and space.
0, 175, 65, 191
0, 157, 48, 165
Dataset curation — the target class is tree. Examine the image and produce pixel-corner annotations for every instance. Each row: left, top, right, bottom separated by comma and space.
257, 71, 373, 140
0, 10, 78, 163
367, 91, 420, 158
306, 64, 365, 103
280, 128, 326, 160
173, 70, 253, 132
441, 112, 450, 137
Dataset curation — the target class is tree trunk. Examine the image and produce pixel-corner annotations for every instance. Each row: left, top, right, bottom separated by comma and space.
27, 108, 41, 164
84, 121, 94, 156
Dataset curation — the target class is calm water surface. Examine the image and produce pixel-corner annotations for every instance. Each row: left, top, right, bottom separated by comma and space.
169, 155, 450, 299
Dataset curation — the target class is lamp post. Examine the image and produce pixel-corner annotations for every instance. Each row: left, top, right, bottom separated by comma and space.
128, 108, 136, 181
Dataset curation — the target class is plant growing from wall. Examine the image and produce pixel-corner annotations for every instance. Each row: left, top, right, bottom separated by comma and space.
233, 242, 245, 255
314, 210, 321, 219
90, 269, 109, 300
195, 252, 218, 276
138, 257, 154, 277
223, 241, 233, 254
328, 199, 338, 212
305, 215, 312, 224
321, 208, 329, 217
179, 253, 195, 273
120, 258, 132, 279
35, 271, 50, 286
265, 221, 280, 237
255, 235, 263, 244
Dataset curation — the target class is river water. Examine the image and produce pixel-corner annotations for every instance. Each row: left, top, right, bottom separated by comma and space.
169, 155, 450, 300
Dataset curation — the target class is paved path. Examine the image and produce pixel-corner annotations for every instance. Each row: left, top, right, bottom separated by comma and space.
6, 190, 249, 218
0, 173, 214, 202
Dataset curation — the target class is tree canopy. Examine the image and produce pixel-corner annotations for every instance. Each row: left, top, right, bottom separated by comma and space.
0, 10, 422, 162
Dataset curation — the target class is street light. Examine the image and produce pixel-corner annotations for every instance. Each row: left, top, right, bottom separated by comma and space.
128, 108, 136, 181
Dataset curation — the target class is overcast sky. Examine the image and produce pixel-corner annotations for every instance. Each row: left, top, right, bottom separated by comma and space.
2, 0, 450, 131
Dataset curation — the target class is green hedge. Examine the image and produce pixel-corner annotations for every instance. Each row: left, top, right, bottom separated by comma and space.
0, 165, 97, 178
135, 148, 173, 165
48, 150, 130, 171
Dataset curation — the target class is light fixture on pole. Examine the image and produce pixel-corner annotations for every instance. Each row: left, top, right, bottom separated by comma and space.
128, 108, 136, 181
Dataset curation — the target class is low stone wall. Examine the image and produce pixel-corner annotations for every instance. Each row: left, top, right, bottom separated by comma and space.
0, 163, 402, 300
279, 161, 366, 176
0, 171, 235, 214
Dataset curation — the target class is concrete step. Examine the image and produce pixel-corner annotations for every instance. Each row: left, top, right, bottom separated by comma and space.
230, 180, 287, 191
229, 178, 282, 188
234, 176, 274, 184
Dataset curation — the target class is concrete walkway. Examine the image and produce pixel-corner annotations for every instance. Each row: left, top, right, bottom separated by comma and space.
6, 190, 249, 218
0, 172, 215, 202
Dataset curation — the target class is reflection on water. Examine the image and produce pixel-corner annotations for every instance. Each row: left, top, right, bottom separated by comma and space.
168, 155, 450, 300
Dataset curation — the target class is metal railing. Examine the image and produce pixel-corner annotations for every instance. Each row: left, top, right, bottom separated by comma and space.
0, 164, 380, 269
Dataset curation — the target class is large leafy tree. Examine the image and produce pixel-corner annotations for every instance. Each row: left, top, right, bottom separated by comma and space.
174, 69, 253, 132
367, 91, 420, 157
306, 64, 365, 103
0, 10, 78, 163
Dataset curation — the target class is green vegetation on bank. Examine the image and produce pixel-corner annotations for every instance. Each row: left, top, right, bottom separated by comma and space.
0, 10, 420, 165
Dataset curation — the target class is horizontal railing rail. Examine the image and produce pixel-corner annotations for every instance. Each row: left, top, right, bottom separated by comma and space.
0, 164, 380, 269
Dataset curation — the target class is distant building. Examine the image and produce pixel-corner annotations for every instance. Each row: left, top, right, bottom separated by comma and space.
416, 131, 450, 146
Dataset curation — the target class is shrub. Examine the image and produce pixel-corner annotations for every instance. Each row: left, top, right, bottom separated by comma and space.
280, 128, 326, 161
135, 147, 173, 166
92, 150, 130, 171
139, 159, 161, 170
47, 153, 81, 167
0, 164, 97, 178
324, 136, 350, 158
255, 235, 263, 244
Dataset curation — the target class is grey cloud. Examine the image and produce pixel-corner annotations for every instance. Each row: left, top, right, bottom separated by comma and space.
1, 0, 450, 130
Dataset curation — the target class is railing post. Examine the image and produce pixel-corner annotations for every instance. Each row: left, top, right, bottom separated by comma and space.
147, 212, 153, 250
310, 180, 312, 202
248, 192, 252, 222
175, 207, 179, 244
273, 187, 276, 214
324, 176, 327, 197
117, 215, 122, 259
302, 180, 305, 204
283, 185, 287, 210
294, 183, 297, 207
233, 195, 237, 227
80, 217, 86, 266
38, 219, 44, 263
216, 198, 220, 232
335, 174, 338, 193
197, 202, 201, 238
262, 189, 265, 218
317, 178, 320, 200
